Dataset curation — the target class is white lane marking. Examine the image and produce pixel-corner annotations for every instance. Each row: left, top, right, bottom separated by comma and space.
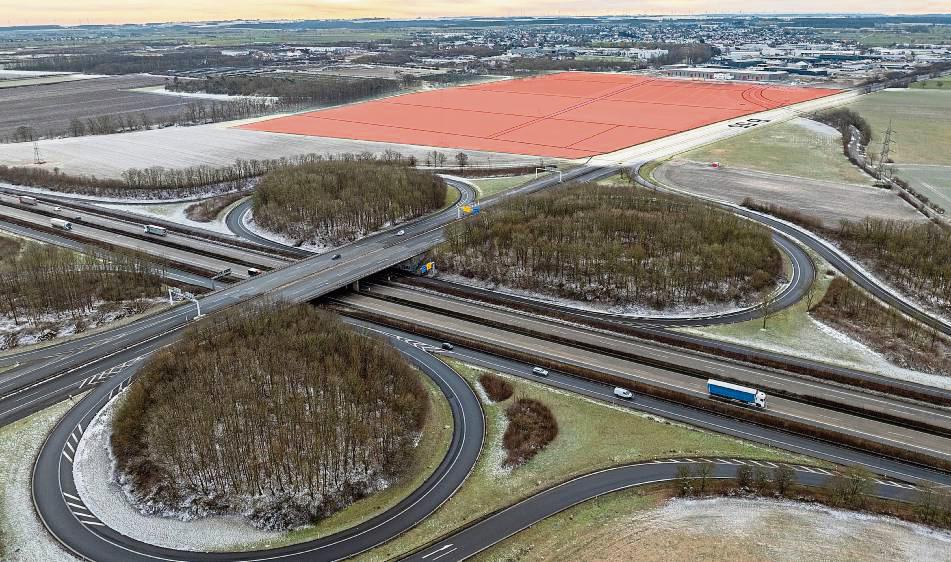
63, 492, 81, 501
430, 547, 458, 561
61, 450, 73, 463
422, 544, 455, 558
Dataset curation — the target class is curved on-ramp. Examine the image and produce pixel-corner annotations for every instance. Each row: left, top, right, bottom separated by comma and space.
32, 333, 484, 562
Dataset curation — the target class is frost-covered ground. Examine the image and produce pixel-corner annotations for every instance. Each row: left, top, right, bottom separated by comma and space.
433, 272, 781, 320
0, 299, 166, 352
0, 399, 84, 562
241, 212, 330, 253
0, 181, 239, 204
97, 199, 242, 236
128, 85, 278, 103
609, 497, 951, 562
73, 393, 283, 551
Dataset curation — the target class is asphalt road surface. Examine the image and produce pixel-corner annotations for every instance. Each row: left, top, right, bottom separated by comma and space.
0, 218, 220, 289
337, 292, 951, 461
32, 319, 945, 562
32, 329, 484, 562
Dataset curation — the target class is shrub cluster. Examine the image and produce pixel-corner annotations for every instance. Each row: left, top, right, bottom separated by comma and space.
0, 242, 164, 326
167, 74, 400, 106
479, 372, 514, 402
502, 398, 558, 467
435, 182, 782, 310
252, 160, 447, 246
812, 277, 951, 374
111, 305, 430, 530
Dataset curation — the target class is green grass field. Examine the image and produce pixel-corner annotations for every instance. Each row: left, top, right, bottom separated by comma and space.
678, 120, 873, 185
471, 173, 541, 198
357, 359, 815, 561
910, 78, 951, 90
819, 28, 951, 47
848, 89, 951, 166
895, 164, 951, 213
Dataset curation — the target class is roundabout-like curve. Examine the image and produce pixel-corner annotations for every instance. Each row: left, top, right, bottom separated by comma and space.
32, 331, 484, 562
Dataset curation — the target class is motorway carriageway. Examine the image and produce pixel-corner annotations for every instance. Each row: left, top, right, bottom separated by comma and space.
0, 218, 222, 289
0, 193, 287, 276
31, 317, 946, 562
335, 291, 951, 462
390, 278, 951, 405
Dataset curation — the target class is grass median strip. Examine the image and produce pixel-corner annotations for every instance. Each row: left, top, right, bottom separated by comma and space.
357, 359, 814, 560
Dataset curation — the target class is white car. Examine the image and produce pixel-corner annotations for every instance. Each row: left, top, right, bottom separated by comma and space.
53, 206, 62, 211
613, 387, 634, 400
532, 366, 549, 377
396, 229, 406, 236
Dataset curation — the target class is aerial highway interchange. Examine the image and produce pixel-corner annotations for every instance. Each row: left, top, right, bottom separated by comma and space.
0, 68, 949, 562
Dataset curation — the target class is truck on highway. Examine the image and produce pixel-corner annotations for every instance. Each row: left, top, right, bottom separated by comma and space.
19, 195, 38, 206
143, 224, 168, 237
707, 379, 767, 409
50, 218, 72, 231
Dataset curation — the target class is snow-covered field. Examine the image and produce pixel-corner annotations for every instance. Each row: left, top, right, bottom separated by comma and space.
0, 399, 84, 562
589, 497, 951, 562
98, 199, 242, 236
0, 120, 542, 179
128, 85, 278, 103
73, 393, 283, 551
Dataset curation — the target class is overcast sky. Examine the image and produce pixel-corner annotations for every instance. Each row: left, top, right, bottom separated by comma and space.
0, 1, 947, 26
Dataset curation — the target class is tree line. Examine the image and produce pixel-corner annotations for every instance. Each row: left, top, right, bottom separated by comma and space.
252, 160, 447, 246
12, 49, 262, 75
1, 98, 278, 144
111, 305, 429, 530
741, 200, 951, 316
434, 181, 782, 310
836, 218, 951, 315
0, 240, 165, 341
812, 277, 950, 375
165, 74, 400, 107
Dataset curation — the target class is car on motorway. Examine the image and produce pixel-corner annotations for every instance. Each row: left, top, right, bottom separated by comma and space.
247, 268, 263, 277
441, 342, 454, 350
53, 206, 62, 211
613, 387, 634, 400
331, 253, 342, 260
396, 229, 406, 236
532, 366, 549, 377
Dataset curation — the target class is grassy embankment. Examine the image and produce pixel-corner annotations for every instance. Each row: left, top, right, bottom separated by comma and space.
356, 359, 817, 561
678, 120, 873, 185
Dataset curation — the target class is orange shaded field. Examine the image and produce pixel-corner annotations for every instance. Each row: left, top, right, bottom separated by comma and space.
240, 72, 841, 159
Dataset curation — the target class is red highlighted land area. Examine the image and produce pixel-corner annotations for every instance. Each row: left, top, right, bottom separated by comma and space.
240, 72, 841, 159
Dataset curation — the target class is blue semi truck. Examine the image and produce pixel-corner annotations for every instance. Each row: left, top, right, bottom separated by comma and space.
707, 379, 767, 409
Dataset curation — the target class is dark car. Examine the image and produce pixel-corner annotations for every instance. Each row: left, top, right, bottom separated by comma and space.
331, 254, 342, 260
441, 342, 454, 350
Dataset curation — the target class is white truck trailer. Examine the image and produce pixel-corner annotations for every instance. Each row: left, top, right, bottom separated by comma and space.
50, 218, 73, 231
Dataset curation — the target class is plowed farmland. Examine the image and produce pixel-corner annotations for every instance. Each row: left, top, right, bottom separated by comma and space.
242, 72, 840, 158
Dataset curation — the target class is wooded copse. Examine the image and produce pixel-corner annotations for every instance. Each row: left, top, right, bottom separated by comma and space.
0, 151, 421, 198
0, 239, 166, 348
741, 200, 951, 316
165, 74, 401, 107
252, 160, 447, 246
110, 305, 430, 530
433, 182, 782, 310
812, 277, 950, 375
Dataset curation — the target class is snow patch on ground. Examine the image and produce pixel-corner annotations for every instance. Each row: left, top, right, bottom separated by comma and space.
643, 497, 951, 561
0, 181, 238, 204
434, 273, 774, 320
129, 85, 279, 103
241, 211, 330, 253
73, 392, 283, 551
791, 117, 841, 138
97, 200, 240, 236
0, 399, 84, 561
